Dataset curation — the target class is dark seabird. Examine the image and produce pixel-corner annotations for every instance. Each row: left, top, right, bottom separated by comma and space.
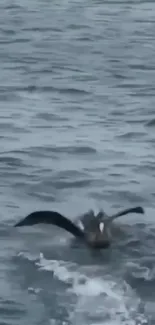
14, 206, 144, 250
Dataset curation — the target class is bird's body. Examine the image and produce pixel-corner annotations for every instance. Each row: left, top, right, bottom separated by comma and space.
14, 206, 144, 250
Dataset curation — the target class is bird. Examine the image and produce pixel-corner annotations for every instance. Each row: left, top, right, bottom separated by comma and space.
14, 206, 144, 250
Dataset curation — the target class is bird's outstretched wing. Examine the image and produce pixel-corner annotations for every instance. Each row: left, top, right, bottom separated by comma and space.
105, 206, 144, 224
14, 210, 85, 239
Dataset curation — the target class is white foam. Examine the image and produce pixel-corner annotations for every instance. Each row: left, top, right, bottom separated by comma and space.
18, 251, 148, 324
36, 253, 82, 284
34, 253, 148, 325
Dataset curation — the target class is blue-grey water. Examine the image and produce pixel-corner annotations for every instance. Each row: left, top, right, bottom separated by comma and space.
0, 0, 155, 324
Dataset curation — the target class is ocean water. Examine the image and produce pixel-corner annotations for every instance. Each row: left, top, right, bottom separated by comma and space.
0, 0, 155, 324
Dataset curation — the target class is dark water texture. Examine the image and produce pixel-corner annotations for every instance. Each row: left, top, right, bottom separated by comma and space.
0, 0, 155, 324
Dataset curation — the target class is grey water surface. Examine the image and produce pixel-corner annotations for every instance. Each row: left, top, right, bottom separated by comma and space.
0, 0, 155, 324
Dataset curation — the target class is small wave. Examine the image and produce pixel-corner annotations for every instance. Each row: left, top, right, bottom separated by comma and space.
126, 261, 153, 281
116, 131, 146, 140
26, 145, 97, 156
0, 299, 25, 319
36, 112, 69, 122
54, 179, 92, 190
145, 118, 155, 127
48, 145, 97, 155
0, 85, 90, 95
0, 156, 24, 167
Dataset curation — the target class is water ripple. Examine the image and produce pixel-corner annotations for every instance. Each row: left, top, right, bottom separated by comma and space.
0, 0, 155, 324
